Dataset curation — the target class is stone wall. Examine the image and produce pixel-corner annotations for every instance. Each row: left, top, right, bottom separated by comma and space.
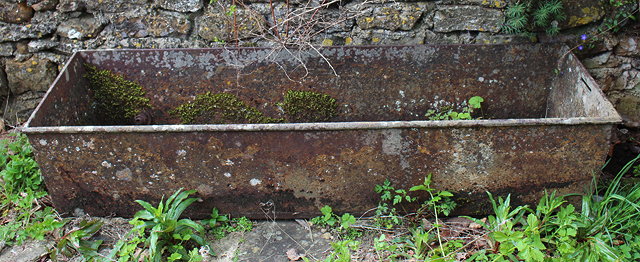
0, 0, 638, 127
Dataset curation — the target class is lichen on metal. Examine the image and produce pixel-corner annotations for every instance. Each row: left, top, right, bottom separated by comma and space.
22, 44, 621, 219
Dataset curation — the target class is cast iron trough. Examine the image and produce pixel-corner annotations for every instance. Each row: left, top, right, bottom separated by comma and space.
22, 44, 621, 219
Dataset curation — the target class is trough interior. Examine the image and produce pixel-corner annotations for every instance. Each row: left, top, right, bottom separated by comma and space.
28, 44, 617, 127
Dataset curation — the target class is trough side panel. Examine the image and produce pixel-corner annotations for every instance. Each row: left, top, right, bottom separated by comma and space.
547, 51, 620, 119
28, 54, 96, 127
29, 123, 611, 219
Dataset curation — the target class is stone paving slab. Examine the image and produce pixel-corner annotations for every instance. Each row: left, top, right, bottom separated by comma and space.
0, 220, 332, 262
211, 221, 332, 262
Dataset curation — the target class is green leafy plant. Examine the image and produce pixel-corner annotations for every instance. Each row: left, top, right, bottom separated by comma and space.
310, 239, 360, 262
425, 96, 484, 120
410, 174, 457, 217
503, 1, 528, 34
310, 206, 361, 239
108, 189, 207, 262
574, 1, 638, 52
409, 174, 457, 259
0, 195, 66, 246
0, 134, 43, 194
502, 0, 564, 36
603, 0, 638, 33
226, 4, 238, 16
310, 205, 338, 227
373, 234, 401, 260
203, 208, 254, 239
574, 154, 640, 261
0, 134, 65, 246
468, 154, 640, 261
373, 179, 416, 228
402, 227, 434, 259
51, 219, 104, 261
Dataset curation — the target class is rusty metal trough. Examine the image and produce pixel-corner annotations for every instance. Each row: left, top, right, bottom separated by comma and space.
23, 44, 621, 219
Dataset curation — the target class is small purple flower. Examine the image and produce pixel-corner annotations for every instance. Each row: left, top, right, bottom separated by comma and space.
581, 34, 588, 41
578, 45, 584, 50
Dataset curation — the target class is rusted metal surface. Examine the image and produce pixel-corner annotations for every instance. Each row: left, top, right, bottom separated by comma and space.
23, 44, 620, 219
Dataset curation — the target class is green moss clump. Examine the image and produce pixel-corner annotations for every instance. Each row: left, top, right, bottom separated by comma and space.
84, 64, 151, 125
279, 90, 338, 122
170, 92, 283, 124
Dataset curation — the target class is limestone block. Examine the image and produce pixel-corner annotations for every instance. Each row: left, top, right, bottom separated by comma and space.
112, 10, 190, 38
616, 36, 639, 57
197, 7, 266, 42
614, 69, 640, 91
562, 0, 605, 28
582, 52, 621, 69
31, 0, 58, 11
0, 42, 14, 56
610, 90, 640, 126
0, 11, 62, 41
57, 14, 107, 39
27, 39, 59, 52
4, 91, 44, 124
438, 0, 506, 8
355, 3, 426, 31
5, 56, 57, 95
0, 1, 34, 24
433, 5, 503, 33
156, 0, 202, 13
57, 0, 85, 12
85, 0, 147, 12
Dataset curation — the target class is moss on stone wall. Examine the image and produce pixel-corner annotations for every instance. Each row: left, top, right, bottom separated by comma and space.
83, 64, 151, 125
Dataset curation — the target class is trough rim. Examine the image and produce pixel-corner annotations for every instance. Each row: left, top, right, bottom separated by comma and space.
21, 117, 620, 134
22, 44, 622, 134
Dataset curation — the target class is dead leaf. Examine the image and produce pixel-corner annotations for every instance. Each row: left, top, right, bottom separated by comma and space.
421, 218, 433, 229
446, 217, 472, 227
456, 252, 468, 260
286, 248, 302, 261
469, 217, 487, 229
320, 232, 333, 240
473, 237, 490, 250
469, 222, 482, 229
295, 219, 311, 231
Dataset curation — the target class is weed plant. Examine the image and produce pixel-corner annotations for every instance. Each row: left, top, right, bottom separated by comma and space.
575, 0, 638, 51
502, 0, 564, 36
425, 96, 484, 121
108, 189, 207, 262
602, 0, 638, 33
313, 175, 458, 261
468, 154, 640, 261
373, 179, 416, 228
314, 156, 640, 261
51, 219, 104, 261
203, 208, 254, 239
309, 205, 361, 240
0, 134, 65, 247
